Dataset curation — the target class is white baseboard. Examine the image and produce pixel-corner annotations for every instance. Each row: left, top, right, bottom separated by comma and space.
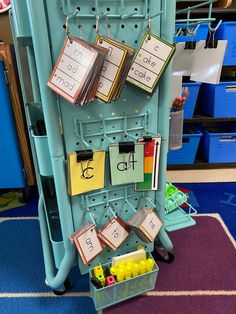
167, 168, 236, 183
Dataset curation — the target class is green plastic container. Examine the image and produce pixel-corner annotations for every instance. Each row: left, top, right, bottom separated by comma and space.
89, 252, 159, 311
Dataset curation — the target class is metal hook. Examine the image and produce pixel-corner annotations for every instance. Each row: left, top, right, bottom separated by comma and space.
83, 208, 97, 225
105, 15, 111, 38
77, 17, 83, 38
106, 201, 117, 222
138, 195, 156, 210
124, 187, 137, 213
65, 14, 72, 40
79, 122, 91, 150
123, 115, 138, 141
96, 15, 103, 43
148, 16, 152, 40
102, 120, 114, 143
187, 24, 200, 36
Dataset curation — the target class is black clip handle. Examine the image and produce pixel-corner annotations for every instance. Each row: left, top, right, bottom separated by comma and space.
76, 149, 93, 163
143, 136, 153, 142
118, 142, 135, 154
204, 39, 218, 49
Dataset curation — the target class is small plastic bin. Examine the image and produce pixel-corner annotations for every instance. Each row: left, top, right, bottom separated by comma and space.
174, 23, 208, 43
182, 82, 201, 119
168, 127, 202, 165
200, 127, 236, 163
199, 81, 236, 118
32, 134, 53, 176
89, 252, 158, 311
215, 22, 236, 66
169, 110, 184, 150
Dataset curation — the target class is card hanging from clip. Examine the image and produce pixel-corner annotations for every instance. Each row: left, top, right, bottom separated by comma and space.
67, 149, 106, 196
109, 141, 144, 185
70, 211, 105, 265
135, 136, 161, 191
128, 197, 163, 243
47, 15, 108, 105
98, 203, 131, 250
126, 17, 175, 94
94, 15, 135, 103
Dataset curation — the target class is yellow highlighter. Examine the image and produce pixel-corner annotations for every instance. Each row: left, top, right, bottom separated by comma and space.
116, 268, 125, 282
132, 263, 139, 277
146, 258, 155, 273
139, 260, 146, 275
124, 265, 132, 280
110, 266, 117, 276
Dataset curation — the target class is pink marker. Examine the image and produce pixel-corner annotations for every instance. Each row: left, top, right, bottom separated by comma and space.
4, 0, 10, 5
0, 3, 3, 9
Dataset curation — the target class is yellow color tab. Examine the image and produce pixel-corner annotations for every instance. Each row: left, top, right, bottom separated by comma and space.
144, 157, 153, 173
67, 151, 105, 196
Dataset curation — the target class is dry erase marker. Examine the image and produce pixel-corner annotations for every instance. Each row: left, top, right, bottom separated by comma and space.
139, 260, 146, 274
146, 258, 155, 272
94, 265, 104, 277
124, 265, 132, 280
132, 263, 139, 277
116, 268, 125, 282
110, 266, 117, 276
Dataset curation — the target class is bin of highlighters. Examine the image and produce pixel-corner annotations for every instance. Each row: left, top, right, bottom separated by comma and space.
169, 110, 184, 150
89, 252, 159, 311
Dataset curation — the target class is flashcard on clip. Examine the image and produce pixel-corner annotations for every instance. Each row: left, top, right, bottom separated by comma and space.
127, 33, 175, 94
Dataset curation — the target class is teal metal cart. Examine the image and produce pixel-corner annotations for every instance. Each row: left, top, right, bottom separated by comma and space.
9, 0, 217, 299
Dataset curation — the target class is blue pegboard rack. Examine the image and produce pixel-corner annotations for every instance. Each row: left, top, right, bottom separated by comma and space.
9, 0, 216, 299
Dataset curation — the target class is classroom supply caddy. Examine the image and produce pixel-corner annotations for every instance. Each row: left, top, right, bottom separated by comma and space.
10, 0, 180, 308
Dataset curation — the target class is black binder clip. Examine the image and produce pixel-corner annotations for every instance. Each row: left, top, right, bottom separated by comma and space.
143, 136, 153, 142
184, 41, 196, 50
118, 142, 135, 154
204, 38, 218, 49
76, 149, 93, 163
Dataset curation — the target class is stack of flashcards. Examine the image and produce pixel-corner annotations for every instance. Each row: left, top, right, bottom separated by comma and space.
95, 36, 135, 102
136, 136, 161, 191
128, 207, 163, 243
127, 32, 175, 94
48, 36, 107, 105
70, 221, 105, 265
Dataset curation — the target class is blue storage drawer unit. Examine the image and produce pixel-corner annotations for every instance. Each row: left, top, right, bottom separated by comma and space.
183, 82, 201, 119
199, 82, 236, 118
215, 22, 236, 66
0, 61, 25, 188
168, 127, 202, 165
174, 23, 208, 43
200, 128, 236, 163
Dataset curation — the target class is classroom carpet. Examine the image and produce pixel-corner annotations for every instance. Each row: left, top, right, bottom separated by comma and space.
0, 183, 236, 313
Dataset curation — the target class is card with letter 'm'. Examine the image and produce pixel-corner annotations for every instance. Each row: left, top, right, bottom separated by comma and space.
48, 36, 107, 105
70, 221, 105, 265
127, 32, 175, 94
95, 36, 135, 102
128, 207, 163, 243
98, 215, 131, 250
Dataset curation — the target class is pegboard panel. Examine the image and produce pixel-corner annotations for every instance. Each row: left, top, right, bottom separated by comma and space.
44, 0, 164, 274
71, 185, 156, 274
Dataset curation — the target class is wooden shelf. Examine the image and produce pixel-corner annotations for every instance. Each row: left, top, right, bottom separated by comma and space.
184, 114, 236, 123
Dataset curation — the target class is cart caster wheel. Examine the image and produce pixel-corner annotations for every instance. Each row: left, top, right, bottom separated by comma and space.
19, 185, 32, 202
152, 246, 175, 264
53, 288, 66, 296
64, 277, 73, 291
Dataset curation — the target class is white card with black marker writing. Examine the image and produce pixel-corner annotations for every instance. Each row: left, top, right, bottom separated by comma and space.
127, 33, 175, 94
141, 211, 162, 239
99, 219, 129, 250
48, 37, 98, 103
77, 226, 104, 264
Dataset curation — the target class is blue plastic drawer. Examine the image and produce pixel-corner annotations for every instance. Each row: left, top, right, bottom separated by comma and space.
183, 82, 201, 119
215, 22, 236, 66
174, 23, 208, 43
199, 82, 236, 118
168, 128, 202, 165
200, 128, 236, 163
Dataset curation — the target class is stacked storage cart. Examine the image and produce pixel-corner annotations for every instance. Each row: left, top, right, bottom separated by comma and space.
10, 0, 177, 308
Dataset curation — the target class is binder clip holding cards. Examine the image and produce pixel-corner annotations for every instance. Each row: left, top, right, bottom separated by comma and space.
135, 136, 161, 191
126, 18, 175, 94
48, 15, 108, 105
109, 142, 144, 186
67, 149, 105, 196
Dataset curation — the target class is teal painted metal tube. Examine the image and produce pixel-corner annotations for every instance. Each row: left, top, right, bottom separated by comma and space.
26, 47, 41, 102
25, 0, 75, 287
155, 0, 176, 252
38, 194, 76, 290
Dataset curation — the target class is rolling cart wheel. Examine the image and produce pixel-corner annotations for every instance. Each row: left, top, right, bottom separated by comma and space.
152, 246, 175, 264
19, 185, 32, 203
53, 288, 66, 296
52, 277, 72, 295
64, 277, 73, 291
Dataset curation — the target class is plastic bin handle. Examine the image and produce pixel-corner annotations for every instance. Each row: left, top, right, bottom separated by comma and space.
219, 136, 236, 142
226, 86, 236, 93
